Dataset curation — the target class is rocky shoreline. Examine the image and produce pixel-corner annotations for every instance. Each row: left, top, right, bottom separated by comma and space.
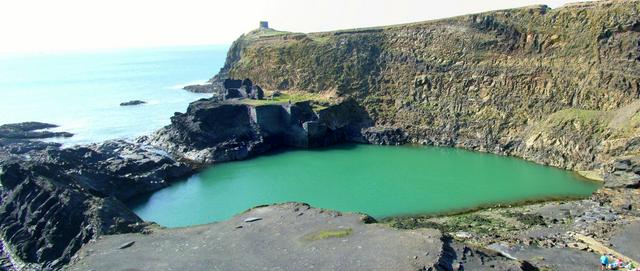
1, 1, 640, 270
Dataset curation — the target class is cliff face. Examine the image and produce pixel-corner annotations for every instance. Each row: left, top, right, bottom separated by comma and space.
213, 0, 640, 171
148, 98, 373, 165
0, 138, 192, 270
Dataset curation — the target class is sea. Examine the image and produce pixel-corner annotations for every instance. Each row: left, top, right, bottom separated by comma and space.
0, 45, 229, 146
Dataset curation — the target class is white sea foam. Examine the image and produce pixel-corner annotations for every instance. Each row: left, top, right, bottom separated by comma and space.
169, 79, 208, 90
59, 118, 90, 131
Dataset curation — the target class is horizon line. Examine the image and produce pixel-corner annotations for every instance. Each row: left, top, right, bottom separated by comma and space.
0, 42, 232, 57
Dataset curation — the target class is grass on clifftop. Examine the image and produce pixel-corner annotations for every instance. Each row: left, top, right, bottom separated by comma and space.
244, 28, 297, 40
238, 91, 332, 111
303, 228, 353, 241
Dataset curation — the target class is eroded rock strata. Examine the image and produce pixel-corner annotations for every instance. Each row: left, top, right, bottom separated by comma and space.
1, 1, 640, 270
0, 130, 191, 270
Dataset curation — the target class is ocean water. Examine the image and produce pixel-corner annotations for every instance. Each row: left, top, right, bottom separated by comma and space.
0, 45, 228, 145
130, 144, 600, 228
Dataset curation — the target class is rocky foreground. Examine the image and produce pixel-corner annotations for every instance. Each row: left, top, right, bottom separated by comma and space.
2, 1, 640, 270
67, 203, 530, 271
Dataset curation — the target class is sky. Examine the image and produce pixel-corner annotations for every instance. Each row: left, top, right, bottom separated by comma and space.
0, 0, 591, 54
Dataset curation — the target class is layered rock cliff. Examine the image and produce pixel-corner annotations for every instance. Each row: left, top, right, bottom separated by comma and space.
211, 0, 640, 173
0, 135, 191, 270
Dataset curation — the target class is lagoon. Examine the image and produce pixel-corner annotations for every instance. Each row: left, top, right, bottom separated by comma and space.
130, 144, 600, 228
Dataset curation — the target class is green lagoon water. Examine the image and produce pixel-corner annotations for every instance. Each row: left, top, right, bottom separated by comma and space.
131, 144, 600, 228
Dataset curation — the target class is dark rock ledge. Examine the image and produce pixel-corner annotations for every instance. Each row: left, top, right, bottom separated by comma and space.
0, 122, 73, 139
183, 83, 215, 93
119, 100, 146, 106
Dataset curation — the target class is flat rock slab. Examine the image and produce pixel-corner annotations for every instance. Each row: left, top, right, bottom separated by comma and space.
610, 220, 640, 261
66, 203, 443, 271
505, 246, 599, 271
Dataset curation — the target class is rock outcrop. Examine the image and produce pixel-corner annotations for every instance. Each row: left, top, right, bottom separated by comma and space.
0, 127, 192, 270
183, 84, 215, 93
605, 157, 640, 188
119, 100, 146, 106
221, 78, 265, 100
147, 98, 372, 165
0, 122, 73, 139
0, 160, 144, 270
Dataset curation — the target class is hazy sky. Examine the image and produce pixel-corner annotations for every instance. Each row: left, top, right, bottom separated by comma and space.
0, 0, 590, 54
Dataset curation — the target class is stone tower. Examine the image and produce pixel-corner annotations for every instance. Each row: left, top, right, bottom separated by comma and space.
259, 21, 269, 29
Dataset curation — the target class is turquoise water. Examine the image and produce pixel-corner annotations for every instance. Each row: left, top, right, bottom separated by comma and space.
0, 45, 228, 145
130, 144, 600, 228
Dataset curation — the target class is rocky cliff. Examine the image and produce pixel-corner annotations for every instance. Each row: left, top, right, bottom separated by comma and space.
211, 0, 640, 173
147, 98, 373, 165
0, 133, 191, 270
